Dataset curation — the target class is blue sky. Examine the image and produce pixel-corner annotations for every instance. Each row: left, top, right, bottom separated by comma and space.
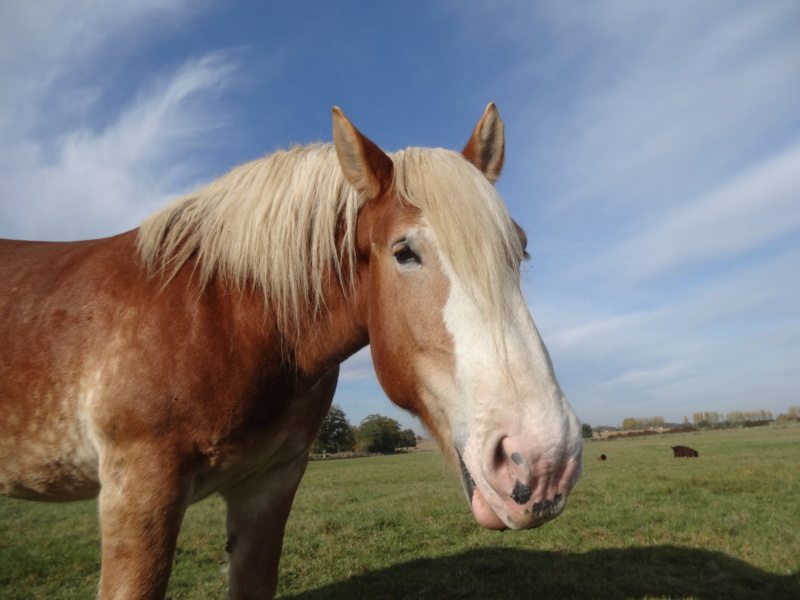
2, 1, 799, 434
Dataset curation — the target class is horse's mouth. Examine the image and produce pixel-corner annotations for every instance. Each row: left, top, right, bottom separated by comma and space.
455, 448, 476, 504
455, 446, 574, 531
455, 448, 509, 529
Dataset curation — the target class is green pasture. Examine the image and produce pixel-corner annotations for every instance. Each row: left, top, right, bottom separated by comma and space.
1, 423, 798, 599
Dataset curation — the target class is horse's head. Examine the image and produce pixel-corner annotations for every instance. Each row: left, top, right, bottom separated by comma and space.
332, 104, 582, 530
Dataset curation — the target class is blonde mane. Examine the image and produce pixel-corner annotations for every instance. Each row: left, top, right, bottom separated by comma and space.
137, 143, 524, 328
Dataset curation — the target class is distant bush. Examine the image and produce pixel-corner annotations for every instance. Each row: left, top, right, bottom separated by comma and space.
357, 414, 404, 453
669, 426, 698, 434
399, 429, 417, 449
605, 430, 660, 441
312, 404, 356, 454
622, 416, 665, 431
778, 406, 800, 422
603, 426, 699, 441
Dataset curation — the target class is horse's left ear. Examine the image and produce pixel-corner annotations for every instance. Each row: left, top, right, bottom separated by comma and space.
462, 102, 505, 184
332, 107, 394, 199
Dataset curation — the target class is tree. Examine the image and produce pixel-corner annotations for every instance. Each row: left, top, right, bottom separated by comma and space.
581, 423, 593, 439
357, 414, 403, 453
400, 429, 417, 449
312, 404, 355, 454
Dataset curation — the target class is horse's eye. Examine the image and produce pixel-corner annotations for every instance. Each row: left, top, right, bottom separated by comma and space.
393, 243, 420, 265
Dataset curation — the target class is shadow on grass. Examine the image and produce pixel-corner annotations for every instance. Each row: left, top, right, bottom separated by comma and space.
279, 546, 798, 600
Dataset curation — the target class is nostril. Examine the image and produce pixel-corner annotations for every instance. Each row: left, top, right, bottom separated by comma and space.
493, 437, 507, 471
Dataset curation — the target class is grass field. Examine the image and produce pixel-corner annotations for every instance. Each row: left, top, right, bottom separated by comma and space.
1, 423, 798, 599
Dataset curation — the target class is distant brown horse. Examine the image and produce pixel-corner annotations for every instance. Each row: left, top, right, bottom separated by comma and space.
0, 104, 582, 599
672, 445, 699, 457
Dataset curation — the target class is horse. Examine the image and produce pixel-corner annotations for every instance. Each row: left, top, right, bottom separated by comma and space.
0, 104, 583, 599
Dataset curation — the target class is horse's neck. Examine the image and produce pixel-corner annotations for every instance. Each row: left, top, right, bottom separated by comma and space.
196, 269, 367, 383
149, 242, 367, 387
278, 273, 369, 379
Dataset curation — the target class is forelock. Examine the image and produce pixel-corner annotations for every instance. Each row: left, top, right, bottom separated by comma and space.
390, 147, 525, 320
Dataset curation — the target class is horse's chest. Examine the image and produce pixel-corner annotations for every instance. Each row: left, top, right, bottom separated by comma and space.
189, 371, 337, 500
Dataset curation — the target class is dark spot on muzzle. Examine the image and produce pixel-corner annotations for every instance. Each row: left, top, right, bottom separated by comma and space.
531, 494, 564, 517
510, 452, 523, 465
510, 480, 532, 505
455, 448, 475, 504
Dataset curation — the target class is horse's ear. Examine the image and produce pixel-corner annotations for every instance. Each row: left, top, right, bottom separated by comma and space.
332, 107, 394, 198
462, 102, 505, 184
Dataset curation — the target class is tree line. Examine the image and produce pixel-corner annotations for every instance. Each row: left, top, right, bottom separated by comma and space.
779, 406, 800, 421
689, 410, 775, 427
606, 407, 798, 433
621, 416, 666, 431
311, 404, 418, 455
586, 406, 800, 434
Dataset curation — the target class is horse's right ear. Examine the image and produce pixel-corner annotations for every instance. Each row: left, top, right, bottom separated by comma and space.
332, 107, 394, 199
462, 102, 505, 184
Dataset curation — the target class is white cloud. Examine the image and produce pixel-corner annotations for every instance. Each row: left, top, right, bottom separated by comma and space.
537, 243, 800, 425
498, 1, 800, 224
1, 55, 235, 241
0, 0, 196, 137
0, 2, 232, 241
604, 142, 800, 280
339, 347, 377, 382
596, 362, 689, 390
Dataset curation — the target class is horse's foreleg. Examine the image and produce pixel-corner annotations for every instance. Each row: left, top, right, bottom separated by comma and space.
222, 457, 309, 600
96, 447, 190, 600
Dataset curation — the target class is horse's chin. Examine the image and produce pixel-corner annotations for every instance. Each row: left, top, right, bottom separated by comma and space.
469, 486, 509, 530
457, 449, 509, 530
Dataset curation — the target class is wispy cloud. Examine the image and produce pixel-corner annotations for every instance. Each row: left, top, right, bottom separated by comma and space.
499, 1, 800, 228
339, 347, 377, 383
0, 1, 230, 241
537, 242, 800, 424
0, 1, 196, 135
599, 142, 800, 281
